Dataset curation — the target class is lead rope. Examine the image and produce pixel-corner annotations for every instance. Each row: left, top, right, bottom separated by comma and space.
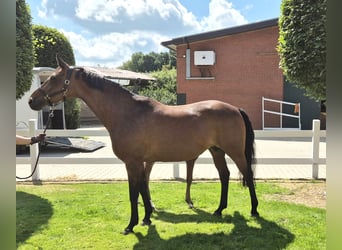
16, 107, 55, 180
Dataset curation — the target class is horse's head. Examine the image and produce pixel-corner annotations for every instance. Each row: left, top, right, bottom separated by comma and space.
29, 55, 74, 111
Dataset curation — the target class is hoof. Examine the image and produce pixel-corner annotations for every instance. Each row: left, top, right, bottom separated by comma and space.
185, 199, 194, 209
141, 219, 152, 226
122, 228, 134, 235
213, 210, 222, 217
251, 211, 260, 217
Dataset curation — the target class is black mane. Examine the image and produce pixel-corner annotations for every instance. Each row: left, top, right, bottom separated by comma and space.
74, 67, 133, 95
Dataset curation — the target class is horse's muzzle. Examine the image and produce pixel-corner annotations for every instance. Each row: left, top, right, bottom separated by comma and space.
28, 97, 45, 111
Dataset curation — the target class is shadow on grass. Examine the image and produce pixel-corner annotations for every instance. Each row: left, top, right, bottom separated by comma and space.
133, 211, 295, 249
16, 191, 53, 247
154, 207, 234, 224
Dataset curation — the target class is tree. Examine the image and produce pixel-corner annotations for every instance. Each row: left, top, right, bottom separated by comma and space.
127, 67, 177, 105
16, 0, 35, 100
277, 0, 327, 101
33, 25, 75, 67
120, 51, 176, 72
32, 25, 80, 128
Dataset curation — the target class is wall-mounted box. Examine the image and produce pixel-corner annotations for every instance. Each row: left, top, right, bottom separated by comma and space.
194, 51, 215, 65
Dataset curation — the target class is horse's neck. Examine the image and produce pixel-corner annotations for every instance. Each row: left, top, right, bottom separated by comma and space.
75, 81, 134, 130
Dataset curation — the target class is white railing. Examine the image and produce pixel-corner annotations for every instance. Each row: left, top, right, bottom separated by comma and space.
262, 97, 301, 130
17, 119, 325, 182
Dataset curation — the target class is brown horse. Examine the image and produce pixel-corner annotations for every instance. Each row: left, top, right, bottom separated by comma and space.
29, 55, 259, 234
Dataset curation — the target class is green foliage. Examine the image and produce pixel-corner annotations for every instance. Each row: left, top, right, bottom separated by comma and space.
278, 0, 327, 101
120, 51, 176, 72
32, 25, 75, 67
129, 68, 177, 105
16, 0, 35, 100
16, 182, 326, 249
64, 98, 80, 129
32, 25, 80, 128
119, 51, 177, 105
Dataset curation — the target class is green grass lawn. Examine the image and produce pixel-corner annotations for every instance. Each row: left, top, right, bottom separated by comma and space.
16, 181, 325, 249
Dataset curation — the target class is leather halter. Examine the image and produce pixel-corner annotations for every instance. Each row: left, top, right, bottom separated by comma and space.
39, 67, 73, 107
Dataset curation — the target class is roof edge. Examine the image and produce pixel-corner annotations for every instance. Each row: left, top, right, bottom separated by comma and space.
161, 18, 278, 50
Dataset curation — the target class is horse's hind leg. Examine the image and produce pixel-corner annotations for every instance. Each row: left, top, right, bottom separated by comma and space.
185, 159, 196, 208
209, 147, 230, 216
144, 162, 156, 210
231, 155, 259, 216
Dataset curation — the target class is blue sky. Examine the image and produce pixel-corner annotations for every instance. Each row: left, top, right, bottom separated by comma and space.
26, 0, 281, 68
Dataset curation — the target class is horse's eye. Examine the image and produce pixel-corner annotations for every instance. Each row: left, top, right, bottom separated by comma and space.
50, 75, 56, 81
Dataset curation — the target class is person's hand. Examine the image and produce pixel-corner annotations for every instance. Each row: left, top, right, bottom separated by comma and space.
30, 134, 46, 145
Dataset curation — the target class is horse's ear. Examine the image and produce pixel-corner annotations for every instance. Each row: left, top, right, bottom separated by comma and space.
56, 54, 69, 69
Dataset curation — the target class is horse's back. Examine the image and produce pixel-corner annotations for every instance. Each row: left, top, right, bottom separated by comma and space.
145, 99, 244, 134
156, 100, 239, 117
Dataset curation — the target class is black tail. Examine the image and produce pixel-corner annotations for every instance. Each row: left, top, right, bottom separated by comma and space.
239, 109, 256, 186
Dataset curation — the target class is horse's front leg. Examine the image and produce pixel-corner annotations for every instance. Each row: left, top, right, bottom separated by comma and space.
123, 162, 152, 234
144, 161, 156, 210
124, 172, 139, 234
140, 163, 154, 226
185, 159, 196, 208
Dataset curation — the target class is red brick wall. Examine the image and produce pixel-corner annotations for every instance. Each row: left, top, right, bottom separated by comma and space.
176, 26, 283, 129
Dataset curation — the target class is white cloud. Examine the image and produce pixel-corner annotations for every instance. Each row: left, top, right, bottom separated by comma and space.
200, 0, 247, 30
75, 0, 194, 23
37, 0, 247, 34
37, 0, 47, 19
72, 0, 201, 35
61, 29, 170, 67
36, 0, 248, 67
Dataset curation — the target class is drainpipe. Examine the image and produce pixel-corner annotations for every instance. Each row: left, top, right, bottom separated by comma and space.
184, 37, 191, 79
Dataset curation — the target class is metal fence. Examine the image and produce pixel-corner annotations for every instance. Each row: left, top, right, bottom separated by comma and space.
262, 96, 301, 130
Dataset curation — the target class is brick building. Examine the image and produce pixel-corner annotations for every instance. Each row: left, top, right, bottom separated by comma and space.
161, 18, 299, 130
